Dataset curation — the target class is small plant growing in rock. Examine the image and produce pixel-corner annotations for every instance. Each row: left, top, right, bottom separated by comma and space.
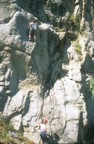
75, 44, 81, 55
90, 78, 94, 99
0, 117, 14, 143
68, 13, 80, 32
0, 116, 36, 144
72, 39, 82, 55
69, 14, 80, 23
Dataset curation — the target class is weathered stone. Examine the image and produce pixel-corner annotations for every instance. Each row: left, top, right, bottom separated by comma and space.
5, 81, 10, 87
11, 114, 22, 131
66, 104, 80, 121
6, 90, 11, 94
0, 82, 5, 86
0, 75, 5, 82
0, 86, 4, 93
0, 0, 12, 23
68, 68, 81, 82
64, 121, 79, 143
5, 68, 11, 80
0, 0, 94, 143
0, 64, 6, 75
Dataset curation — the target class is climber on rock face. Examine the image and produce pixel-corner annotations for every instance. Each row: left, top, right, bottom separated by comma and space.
29, 19, 38, 42
39, 118, 48, 144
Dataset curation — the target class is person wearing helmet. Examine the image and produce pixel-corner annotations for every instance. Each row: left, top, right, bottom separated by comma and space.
39, 118, 48, 144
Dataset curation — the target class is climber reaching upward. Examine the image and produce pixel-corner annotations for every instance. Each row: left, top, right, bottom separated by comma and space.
29, 19, 38, 42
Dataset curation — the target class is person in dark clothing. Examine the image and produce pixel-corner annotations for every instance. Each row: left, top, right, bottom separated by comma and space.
29, 19, 38, 41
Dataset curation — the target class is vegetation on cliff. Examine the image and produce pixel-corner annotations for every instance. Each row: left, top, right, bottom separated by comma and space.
0, 115, 35, 144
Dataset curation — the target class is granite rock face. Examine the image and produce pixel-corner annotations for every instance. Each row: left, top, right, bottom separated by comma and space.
0, 0, 94, 143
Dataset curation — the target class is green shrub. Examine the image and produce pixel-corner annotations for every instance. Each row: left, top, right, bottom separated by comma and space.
90, 78, 94, 99
68, 14, 80, 31
0, 130, 8, 141
69, 14, 77, 23
0, 117, 14, 142
0, 117, 35, 143
72, 39, 82, 55
75, 44, 81, 55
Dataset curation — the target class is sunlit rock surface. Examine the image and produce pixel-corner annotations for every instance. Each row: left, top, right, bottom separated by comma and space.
0, 0, 94, 143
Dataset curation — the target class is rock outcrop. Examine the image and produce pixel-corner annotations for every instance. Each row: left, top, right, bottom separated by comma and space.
0, 0, 94, 143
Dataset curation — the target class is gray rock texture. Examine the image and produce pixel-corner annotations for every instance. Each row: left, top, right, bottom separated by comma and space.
0, 0, 94, 143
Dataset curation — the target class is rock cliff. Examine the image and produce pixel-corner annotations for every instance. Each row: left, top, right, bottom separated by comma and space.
0, 0, 94, 143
